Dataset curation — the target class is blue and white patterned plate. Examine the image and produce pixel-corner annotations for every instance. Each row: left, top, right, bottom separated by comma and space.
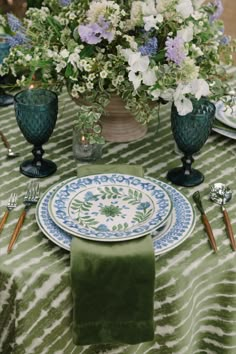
48, 174, 172, 241
36, 178, 195, 255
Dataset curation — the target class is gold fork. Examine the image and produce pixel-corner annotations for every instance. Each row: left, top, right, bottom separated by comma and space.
7, 182, 40, 253
0, 193, 17, 233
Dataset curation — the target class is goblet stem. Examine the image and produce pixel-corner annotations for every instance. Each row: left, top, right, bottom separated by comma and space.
20, 145, 57, 178
182, 154, 194, 176
32, 145, 44, 166
167, 153, 204, 187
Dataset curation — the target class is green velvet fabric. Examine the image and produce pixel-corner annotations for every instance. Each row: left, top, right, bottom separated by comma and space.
70, 164, 155, 345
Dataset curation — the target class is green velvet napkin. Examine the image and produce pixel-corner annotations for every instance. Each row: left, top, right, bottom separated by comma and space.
70, 164, 155, 345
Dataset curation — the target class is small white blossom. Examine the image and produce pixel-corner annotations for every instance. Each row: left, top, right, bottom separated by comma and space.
100, 70, 108, 78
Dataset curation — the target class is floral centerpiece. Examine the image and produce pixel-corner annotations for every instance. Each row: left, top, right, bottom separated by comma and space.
0, 0, 235, 142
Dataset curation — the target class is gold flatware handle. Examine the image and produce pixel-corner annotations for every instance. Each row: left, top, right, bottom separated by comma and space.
0, 130, 10, 149
201, 214, 217, 252
222, 208, 236, 251
7, 210, 26, 253
0, 210, 9, 233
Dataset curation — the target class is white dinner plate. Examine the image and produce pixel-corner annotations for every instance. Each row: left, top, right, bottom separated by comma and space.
36, 178, 195, 256
215, 99, 236, 129
48, 174, 172, 242
212, 126, 236, 140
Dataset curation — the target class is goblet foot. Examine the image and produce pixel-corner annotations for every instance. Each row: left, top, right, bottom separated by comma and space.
167, 167, 204, 187
20, 159, 57, 178
0, 92, 14, 106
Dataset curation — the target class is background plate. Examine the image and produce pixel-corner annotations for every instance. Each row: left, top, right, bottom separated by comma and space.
215, 100, 236, 129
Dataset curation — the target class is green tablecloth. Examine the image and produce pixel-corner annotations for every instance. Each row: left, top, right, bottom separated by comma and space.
0, 69, 236, 353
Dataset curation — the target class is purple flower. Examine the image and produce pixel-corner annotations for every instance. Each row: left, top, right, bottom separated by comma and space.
59, 0, 72, 6
210, 0, 224, 22
138, 37, 158, 56
6, 32, 29, 48
78, 18, 114, 45
220, 35, 230, 45
165, 36, 186, 66
7, 13, 23, 32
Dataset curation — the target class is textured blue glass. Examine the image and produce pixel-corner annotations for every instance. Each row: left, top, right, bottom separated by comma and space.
14, 89, 58, 145
171, 98, 216, 155
14, 88, 58, 178
0, 36, 10, 65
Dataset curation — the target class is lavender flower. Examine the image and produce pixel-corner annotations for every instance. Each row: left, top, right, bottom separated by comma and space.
79, 18, 114, 45
138, 37, 158, 56
165, 36, 186, 66
7, 13, 23, 32
6, 32, 29, 48
210, 0, 224, 22
59, 0, 72, 6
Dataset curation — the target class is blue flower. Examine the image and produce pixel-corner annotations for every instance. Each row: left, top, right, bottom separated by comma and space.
220, 35, 230, 45
210, 0, 224, 22
6, 32, 29, 48
139, 37, 158, 56
59, 0, 72, 6
137, 202, 151, 210
84, 191, 99, 201
7, 13, 23, 32
97, 224, 109, 231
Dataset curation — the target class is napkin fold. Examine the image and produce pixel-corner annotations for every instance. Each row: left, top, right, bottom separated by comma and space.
71, 164, 155, 345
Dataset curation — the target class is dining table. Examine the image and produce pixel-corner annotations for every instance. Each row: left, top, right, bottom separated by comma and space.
0, 67, 236, 354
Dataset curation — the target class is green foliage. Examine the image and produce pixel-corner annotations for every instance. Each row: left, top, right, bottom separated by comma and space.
74, 105, 104, 144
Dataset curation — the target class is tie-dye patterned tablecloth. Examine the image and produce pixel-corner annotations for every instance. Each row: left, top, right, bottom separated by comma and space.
0, 68, 236, 354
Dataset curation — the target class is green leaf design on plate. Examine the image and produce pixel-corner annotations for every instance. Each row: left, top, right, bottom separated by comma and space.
71, 199, 98, 228
133, 208, 153, 224
98, 186, 123, 199
122, 188, 143, 205
112, 222, 129, 231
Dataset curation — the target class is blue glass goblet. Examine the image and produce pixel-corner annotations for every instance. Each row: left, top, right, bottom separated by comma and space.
14, 88, 58, 178
167, 98, 215, 187
0, 34, 14, 106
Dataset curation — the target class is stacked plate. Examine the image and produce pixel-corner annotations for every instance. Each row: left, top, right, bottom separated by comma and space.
36, 174, 196, 256
213, 98, 236, 139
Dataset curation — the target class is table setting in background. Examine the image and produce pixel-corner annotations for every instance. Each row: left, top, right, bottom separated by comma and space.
213, 95, 236, 139
0, 0, 236, 353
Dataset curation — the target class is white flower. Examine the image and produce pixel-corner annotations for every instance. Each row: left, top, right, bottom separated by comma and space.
173, 82, 193, 115
100, 70, 108, 78
192, 0, 205, 9
150, 88, 161, 100
141, 0, 157, 16
190, 79, 210, 99
142, 68, 156, 86
128, 71, 142, 90
68, 52, 80, 68
143, 14, 163, 31
176, 0, 194, 19
47, 49, 56, 58
56, 61, 66, 73
130, 1, 143, 27
128, 52, 150, 73
25, 54, 32, 61
177, 23, 193, 42
160, 88, 175, 101
175, 95, 193, 115
60, 49, 70, 59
